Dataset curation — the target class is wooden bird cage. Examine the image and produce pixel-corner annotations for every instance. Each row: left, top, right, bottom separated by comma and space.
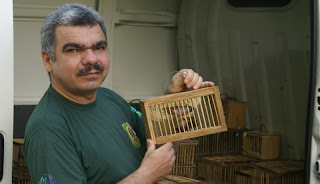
197, 155, 258, 183
12, 138, 31, 184
251, 160, 304, 184
193, 128, 243, 157
12, 162, 32, 184
236, 170, 252, 184
13, 138, 25, 166
140, 87, 227, 144
222, 98, 247, 129
158, 174, 202, 184
242, 131, 280, 160
172, 140, 198, 178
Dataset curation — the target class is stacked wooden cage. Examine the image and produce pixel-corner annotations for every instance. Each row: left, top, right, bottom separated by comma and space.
158, 174, 202, 184
172, 140, 198, 178
12, 138, 31, 184
140, 87, 227, 144
191, 96, 246, 157
13, 138, 25, 166
12, 162, 32, 184
194, 128, 243, 157
189, 96, 247, 181
242, 131, 280, 160
236, 169, 252, 184
197, 155, 258, 183
251, 160, 304, 184
221, 98, 247, 129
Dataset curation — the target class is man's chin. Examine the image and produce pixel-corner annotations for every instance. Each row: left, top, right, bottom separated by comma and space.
76, 83, 101, 93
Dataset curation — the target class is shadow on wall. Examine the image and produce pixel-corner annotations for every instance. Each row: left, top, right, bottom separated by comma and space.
14, 105, 36, 138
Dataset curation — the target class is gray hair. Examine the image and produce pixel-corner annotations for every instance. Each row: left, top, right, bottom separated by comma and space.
41, 3, 107, 61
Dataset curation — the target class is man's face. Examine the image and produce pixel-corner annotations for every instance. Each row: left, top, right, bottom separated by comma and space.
45, 24, 109, 95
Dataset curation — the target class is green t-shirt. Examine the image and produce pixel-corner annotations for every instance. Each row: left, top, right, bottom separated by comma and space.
24, 85, 147, 184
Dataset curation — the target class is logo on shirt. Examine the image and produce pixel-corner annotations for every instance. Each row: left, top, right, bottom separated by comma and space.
38, 173, 55, 184
122, 122, 141, 148
130, 106, 142, 118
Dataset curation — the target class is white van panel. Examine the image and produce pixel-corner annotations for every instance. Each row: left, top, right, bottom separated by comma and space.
178, 0, 310, 159
0, 0, 14, 183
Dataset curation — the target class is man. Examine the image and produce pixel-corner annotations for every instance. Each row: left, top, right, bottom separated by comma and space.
24, 3, 214, 184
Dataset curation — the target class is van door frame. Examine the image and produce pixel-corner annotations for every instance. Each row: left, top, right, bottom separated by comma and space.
0, 0, 14, 183
306, 0, 319, 183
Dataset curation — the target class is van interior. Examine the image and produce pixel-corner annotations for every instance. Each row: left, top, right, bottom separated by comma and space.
11, 0, 312, 183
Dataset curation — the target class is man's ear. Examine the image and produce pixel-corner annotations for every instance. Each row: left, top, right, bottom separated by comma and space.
42, 52, 53, 72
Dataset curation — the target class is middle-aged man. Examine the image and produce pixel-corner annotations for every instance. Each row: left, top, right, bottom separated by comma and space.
23, 3, 215, 184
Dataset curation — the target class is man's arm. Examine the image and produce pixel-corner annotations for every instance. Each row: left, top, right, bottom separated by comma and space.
118, 139, 175, 184
119, 69, 214, 184
24, 127, 87, 184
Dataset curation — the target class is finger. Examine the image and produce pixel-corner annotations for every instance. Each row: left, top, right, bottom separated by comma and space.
171, 155, 176, 164
170, 71, 187, 90
192, 76, 204, 90
181, 71, 187, 79
158, 142, 173, 152
169, 147, 175, 156
146, 139, 156, 153
200, 81, 215, 88
172, 72, 185, 82
186, 73, 200, 89
182, 69, 194, 84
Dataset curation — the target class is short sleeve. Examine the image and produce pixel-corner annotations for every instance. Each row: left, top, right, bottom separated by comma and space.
24, 126, 87, 184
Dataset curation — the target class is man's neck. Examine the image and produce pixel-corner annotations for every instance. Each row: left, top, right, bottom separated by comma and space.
51, 83, 97, 104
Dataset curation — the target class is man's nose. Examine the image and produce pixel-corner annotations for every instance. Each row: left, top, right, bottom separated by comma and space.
82, 49, 98, 65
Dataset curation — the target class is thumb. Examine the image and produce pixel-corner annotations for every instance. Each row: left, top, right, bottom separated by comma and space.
167, 71, 188, 94
146, 139, 156, 153
172, 71, 187, 83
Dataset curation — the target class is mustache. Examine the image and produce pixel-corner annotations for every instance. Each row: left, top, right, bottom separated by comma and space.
77, 64, 104, 76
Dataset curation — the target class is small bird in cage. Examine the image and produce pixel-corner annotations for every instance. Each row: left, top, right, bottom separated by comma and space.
176, 117, 196, 132
167, 105, 193, 116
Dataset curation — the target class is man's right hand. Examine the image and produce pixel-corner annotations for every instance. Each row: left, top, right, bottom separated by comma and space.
139, 139, 176, 183
117, 139, 175, 184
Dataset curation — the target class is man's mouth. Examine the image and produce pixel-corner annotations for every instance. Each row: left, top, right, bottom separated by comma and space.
77, 64, 104, 76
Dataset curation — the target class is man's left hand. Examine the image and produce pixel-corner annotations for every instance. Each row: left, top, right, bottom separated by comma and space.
166, 69, 215, 94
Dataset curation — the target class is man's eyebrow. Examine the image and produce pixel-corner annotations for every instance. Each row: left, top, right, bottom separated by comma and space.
62, 40, 108, 51
62, 42, 83, 51
95, 40, 108, 47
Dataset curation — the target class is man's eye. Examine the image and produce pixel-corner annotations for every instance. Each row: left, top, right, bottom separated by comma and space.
96, 46, 106, 50
67, 49, 78, 53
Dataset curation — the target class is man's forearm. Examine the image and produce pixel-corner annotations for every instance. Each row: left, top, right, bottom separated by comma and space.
117, 167, 156, 184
